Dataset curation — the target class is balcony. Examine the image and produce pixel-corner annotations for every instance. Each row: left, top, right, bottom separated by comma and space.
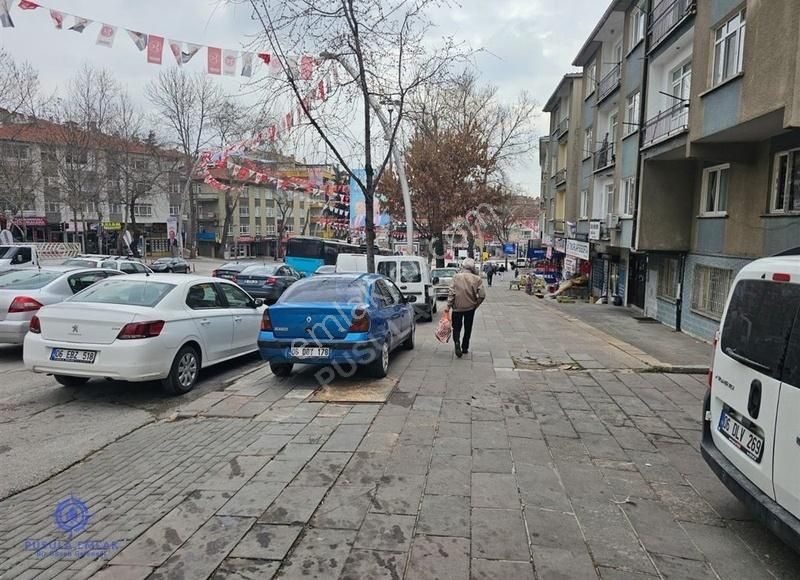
642, 103, 689, 148
198, 212, 216, 221
554, 117, 569, 140
551, 219, 565, 234
597, 64, 621, 103
593, 143, 615, 172
196, 191, 219, 201
649, 0, 695, 51
554, 168, 567, 186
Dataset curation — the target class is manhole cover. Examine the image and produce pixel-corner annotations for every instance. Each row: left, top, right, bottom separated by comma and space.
512, 356, 583, 371
310, 377, 398, 403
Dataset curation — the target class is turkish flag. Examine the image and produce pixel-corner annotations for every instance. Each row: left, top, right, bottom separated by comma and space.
207, 47, 221, 75
18, 1, 39, 9
147, 35, 164, 65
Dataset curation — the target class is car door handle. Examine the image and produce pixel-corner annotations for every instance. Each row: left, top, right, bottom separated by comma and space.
234, 316, 243, 323
400, 285, 408, 290
199, 319, 211, 326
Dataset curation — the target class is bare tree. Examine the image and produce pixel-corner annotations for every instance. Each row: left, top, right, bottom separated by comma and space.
274, 188, 294, 258
146, 69, 221, 258
246, 0, 460, 272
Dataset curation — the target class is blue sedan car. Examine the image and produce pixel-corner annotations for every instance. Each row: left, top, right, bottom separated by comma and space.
258, 273, 416, 378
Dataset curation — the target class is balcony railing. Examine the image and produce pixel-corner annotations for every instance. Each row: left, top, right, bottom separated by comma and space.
551, 219, 565, 234
642, 103, 689, 148
554, 168, 567, 186
555, 117, 569, 139
593, 143, 616, 172
597, 64, 621, 102
649, 0, 695, 50
199, 212, 216, 221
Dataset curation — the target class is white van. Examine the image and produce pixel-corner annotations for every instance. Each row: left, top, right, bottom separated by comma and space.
335, 253, 437, 321
702, 255, 800, 549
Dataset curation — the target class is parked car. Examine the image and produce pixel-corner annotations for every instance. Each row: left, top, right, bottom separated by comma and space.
212, 261, 258, 281
0, 244, 42, 271
314, 265, 336, 275
258, 273, 415, 378
62, 256, 153, 274
149, 257, 191, 273
702, 255, 800, 550
24, 274, 264, 394
0, 267, 123, 344
431, 267, 458, 300
234, 264, 302, 304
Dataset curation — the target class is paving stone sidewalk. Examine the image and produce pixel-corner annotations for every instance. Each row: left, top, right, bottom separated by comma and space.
1, 285, 798, 579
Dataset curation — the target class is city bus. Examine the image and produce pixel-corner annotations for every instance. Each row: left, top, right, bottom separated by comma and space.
284, 237, 362, 275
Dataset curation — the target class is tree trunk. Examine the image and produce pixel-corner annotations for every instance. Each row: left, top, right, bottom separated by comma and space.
364, 175, 376, 273
182, 167, 196, 259
466, 227, 475, 259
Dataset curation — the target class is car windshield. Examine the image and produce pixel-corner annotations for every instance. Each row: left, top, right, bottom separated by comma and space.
153, 258, 172, 264
432, 268, 457, 278
68, 279, 175, 307
220, 263, 249, 271
280, 276, 369, 303
0, 246, 16, 259
63, 259, 98, 267
241, 265, 279, 276
0, 269, 62, 289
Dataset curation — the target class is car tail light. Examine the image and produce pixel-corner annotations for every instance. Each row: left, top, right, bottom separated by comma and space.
773, 273, 791, 282
348, 308, 370, 332
261, 309, 273, 331
263, 277, 277, 286
707, 330, 719, 389
117, 320, 165, 340
232, 276, 238, 283
8, 296, 43, 313
29, 315, 41, 334
212, 270, 218, 278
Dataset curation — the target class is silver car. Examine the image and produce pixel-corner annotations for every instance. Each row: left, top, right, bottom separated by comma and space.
0, 267, 123, 344
431, 267, 458, 300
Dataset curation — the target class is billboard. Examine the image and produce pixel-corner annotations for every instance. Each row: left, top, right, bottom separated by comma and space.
349, 169, 390, 230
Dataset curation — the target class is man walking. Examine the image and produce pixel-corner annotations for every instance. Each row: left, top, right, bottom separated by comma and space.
446, 258, 486, 358
483, 261, 494, 287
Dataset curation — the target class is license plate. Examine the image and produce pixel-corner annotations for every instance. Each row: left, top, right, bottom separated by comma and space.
290, 347, 330, 359
718, 410, 764, 463
50, 348, 97, 364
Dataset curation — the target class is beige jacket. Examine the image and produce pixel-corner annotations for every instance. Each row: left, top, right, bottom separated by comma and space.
447, 271, 486, 312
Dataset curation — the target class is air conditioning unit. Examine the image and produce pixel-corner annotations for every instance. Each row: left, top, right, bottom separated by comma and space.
606, 214, 621, 229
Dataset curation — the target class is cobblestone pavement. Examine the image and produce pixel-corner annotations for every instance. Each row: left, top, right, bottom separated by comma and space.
1, 285, 798, 579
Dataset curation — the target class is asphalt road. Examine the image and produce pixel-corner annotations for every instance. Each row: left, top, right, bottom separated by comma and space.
0, 341, 264, 501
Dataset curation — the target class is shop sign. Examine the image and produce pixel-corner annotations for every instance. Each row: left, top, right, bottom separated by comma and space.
502, 242, 516, 255
565, 239, 590, 260
564, 256, 577, 276
197, 231, 216, 241
541, 233, 553, 246
554, 237, 566, 253
589, 221, 601, 241
11, 216, 47, 227
236, 235, 254, 243
102, 221, 122, 231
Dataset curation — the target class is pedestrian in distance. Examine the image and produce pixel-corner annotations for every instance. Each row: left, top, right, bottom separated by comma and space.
497, 263, 505, 281
483, 261, 494, 287
445, 258, 486, 358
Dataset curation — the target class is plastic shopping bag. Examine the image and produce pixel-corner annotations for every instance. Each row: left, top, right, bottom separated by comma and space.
435, 310, 452, 343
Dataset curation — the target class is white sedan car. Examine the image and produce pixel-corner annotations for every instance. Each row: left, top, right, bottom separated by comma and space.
24, 274, 264, 395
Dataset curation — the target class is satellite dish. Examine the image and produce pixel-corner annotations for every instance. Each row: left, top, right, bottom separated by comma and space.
0, 229, 13, 245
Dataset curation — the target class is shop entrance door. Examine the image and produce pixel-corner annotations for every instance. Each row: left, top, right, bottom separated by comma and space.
628, 254, 647, 309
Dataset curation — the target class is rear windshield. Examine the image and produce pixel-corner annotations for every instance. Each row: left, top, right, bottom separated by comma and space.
0, 269, 62, 289
241, 265, 279, 276
287, 239, 323, 258
721, 279, 800, 378
101, 261, 119, 269
280, 277, 369, 303
432, 269, 457, 278
68, 279, 175, 307
63, 259, 98, 267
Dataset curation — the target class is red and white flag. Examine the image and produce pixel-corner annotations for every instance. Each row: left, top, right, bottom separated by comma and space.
18, 0, 38, 9
96, 24, 117, 48
69, 16, 91, 33
127, 30, 148, 51
222, 50, 237, 77
299, 55, 315, 80
147, 35, 164, 65
207, 47, 222, 75
240, 53, 254, 78
49, 9, 63, 29
169, 40, 201, 66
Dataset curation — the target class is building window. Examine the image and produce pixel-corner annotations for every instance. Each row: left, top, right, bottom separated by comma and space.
265, 224, 275, 234
168, 182, 181, 194
285, 224, 294, 233
700, 164, 730, 216
266, 207, 274, 218
83, 202, 96, 215
254, 225, 261, 235
604, 183, 614, 220
46, 201, 61, 213
109, 203, 122, 215
657, 258, 679, 301
584, 128, 593, 159
625, 91, 640, 136
620, 177, 636, 217
239, 206, 249, 218
133, 204, 153, 217
771, 149, 800, 213
608, 112, 618, 144
300, 216, 306, 224
629, 1, 646, 50
169, 205, 180, 216
579, 190, 589, 219
239, 224, 250, 235
692, 265, 733, 320
713, 9, 746, 86
254, 206, 261, 218
584, 61, 596, 98
240, 186, 249, 199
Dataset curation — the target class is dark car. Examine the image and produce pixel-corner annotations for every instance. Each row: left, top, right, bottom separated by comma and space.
212, 261, 256, 280
149, 257, 191, 273
234, 263, 302, 304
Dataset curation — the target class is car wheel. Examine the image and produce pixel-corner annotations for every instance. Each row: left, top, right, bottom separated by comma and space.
166, 267, 173, 273
54, 375, 89, 387
402, 323, 415, 350
367, 340, 390, 378
161, 345, 200, 396
270, 362, 293, 377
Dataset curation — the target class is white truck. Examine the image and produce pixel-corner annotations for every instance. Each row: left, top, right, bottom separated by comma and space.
0, 242, 81, 272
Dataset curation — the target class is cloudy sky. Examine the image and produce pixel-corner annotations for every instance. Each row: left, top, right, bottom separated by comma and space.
0, 0, 606, 197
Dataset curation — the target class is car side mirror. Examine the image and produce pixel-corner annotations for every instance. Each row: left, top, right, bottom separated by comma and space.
432, 277, 440, 285
253, 298, 264, 307
407, 295, 417, 303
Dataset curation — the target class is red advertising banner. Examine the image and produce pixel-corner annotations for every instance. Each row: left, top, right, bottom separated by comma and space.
147, 34, 163, 65
207, 47, 221, 75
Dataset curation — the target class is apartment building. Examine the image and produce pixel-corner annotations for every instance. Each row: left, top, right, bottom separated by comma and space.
544, 0, 800, 341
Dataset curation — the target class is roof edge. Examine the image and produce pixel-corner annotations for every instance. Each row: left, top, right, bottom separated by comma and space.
544, 73, 583, 112
572, 0, 630, 67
